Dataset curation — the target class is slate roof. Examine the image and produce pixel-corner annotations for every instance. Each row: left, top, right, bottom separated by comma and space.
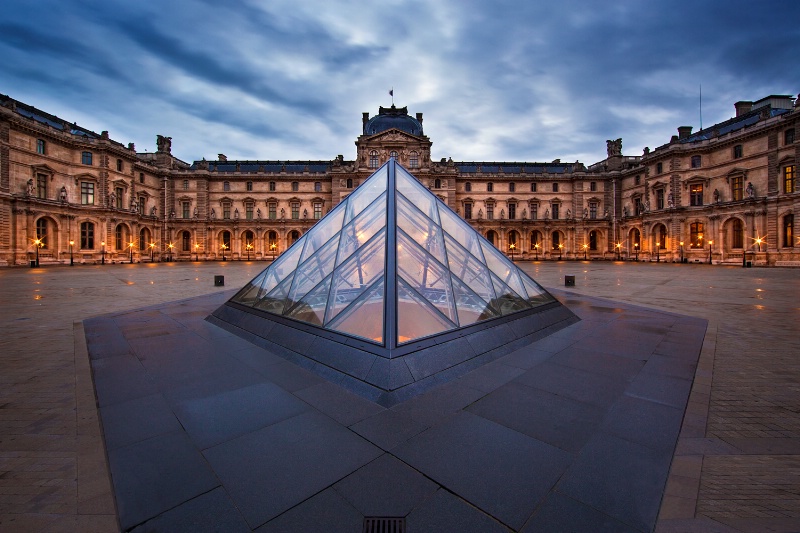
1, 93, 99, 138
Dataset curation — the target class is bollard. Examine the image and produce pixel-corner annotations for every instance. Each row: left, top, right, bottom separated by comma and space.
214, 275, 224, 287
565, 275, 575, 287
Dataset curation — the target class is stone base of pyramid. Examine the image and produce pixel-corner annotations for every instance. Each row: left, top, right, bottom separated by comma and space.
209, 300, 578, 406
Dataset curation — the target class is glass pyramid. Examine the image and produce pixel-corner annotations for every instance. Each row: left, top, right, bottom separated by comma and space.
230, 159, 554, 347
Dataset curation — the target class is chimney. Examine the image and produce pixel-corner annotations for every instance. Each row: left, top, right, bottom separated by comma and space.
362, 112, 369, 127
734, 101, 753, 116
218, 154, 227, 162
416, 112, 423, 124
677, 126, 692, 139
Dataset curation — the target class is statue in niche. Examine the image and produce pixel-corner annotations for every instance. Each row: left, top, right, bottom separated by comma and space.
152, 206, 158, 217
583, 207, 588, 219
280, 208, 285, 219
60, 186, 68, 203
713, 189, 720, 203
130, 198, 138, 212
566, 208, 572, 219
340, 179, 346, 187
234, 208, 240, 220
544, 208, 550, 219
746, 182, 755, 199
156, 135, 172, 154
604, 208, 610, 218
256, 208, 261, 219
522, 208, 527, 219
623, 205, 629, 217
606, 138, 623, 157
210, 208, 216, 219
303, 209, 308, 219
477, 208, 483, 220
667, 192, 674, 208
643, 201, 650, 212
108, 190, 116, 207
500, 209, 505, 219
194, 206, 199, 218
26, 179, 34, 196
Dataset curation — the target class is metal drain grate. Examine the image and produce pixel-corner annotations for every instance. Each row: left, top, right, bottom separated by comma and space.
363, 516, 405, 533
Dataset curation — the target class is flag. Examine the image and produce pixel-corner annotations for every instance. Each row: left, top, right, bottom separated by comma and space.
389, 89, 393, 96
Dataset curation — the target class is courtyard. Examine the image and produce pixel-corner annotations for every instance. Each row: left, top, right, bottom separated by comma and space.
0, 260, 798, 532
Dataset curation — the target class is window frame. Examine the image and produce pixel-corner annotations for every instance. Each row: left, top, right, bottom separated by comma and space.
731, 175, 743, 201
81, 151, 93, 165
80, 221, 95, 249
36, 173, 47, 199
733, 144, 743, 159
691, 155, 701, 169
784, 165, 796, 194
783, 214, 794, 248
36, 218, 48, 249
690, 183, 704, 206
80, 181, 95, 205
36, 139, 46, 155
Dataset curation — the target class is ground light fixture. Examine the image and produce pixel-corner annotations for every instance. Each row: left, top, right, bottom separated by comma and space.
708, 240, 714, 264
533, 242, 539, 261
149, 242, 156, 262
168, 242, 175, 262
655, 241, 660, 262
221, 243, 228, 261
128, 241, 134, 263
69, 240, 74, 266
101, 241, 106, 265
194, 243, 200, 262
615, 242, 621, 261
680, 241, 684, 263
509, 242, 515, 261
582, 243, 588, 260
558, 242, 564, 260
33, 238, 43, 267
634, 242, 639, 261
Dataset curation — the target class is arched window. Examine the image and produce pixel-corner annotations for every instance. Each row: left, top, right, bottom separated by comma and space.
486, 230, 497, 246
589, 230, 598, 251
731, 219, 744, 249
434, 178, 441, 189
139, 228, 150, 251
243, 230, 254, 248
289, 230, 300, 245
783, 214, 794, 248
655, 225, 667, 249
115, 224, 124, 250
222, 231, 232, 249
346, 178, 353, 189
267, 231, 279, 257
530, 231, 541, 251
409, 151, 419, 168
36, 218, 48, 249
551, 231, 561, 250
182, 231, 191, 252
690, 222, 704, 248
80, 222, 94, 249
631, 228, 641, 248
389, 151, 398, 159
369, 150, 379, 168
465, 182, 472, 192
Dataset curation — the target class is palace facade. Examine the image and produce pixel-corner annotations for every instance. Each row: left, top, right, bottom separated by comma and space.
1, 92, 798, 266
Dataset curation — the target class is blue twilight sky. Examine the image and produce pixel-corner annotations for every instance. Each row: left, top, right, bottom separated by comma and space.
2, 0, 799, 165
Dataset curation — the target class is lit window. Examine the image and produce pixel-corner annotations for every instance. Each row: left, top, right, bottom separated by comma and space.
784, 165, 796, 194
80, 221, 94, 249
690, 184, 703, 206
690, 222, 704, 248
81, 152, 92, 165
509, 182, 515, 193
36, 139, 46, 155
551, 231, 561, 250
313, 202, 322, 219
390, 151, 398, 159
36, 173, 47, 199
733, 145, 743, 159
783, 214, 794, 247
369, 150, 379, 168
291, 182, 299, 192
691, 156, 701, 168
731, 176, 743, 201
80, 182, 94, 205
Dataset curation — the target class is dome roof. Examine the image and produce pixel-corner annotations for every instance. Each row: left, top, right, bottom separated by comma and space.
363, 105, 423, 136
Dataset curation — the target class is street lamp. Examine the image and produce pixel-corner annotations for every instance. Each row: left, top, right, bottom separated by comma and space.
558, 243, 564, 261
101, 241, 106, 265
655, 241, 660, 263
33, 238, 42, 267
634, 242, 639, 261
615, 242, 621, 261
128, 241, 134, 263
246, 242, 253, 261
221, 243, 227, 261
582, 243, 588, 261
194, 243, 200, 262
679, 241, 684, 264
708, 239, 713, 264
168, 242, 174, 262
508, 242, 515, 261
149, 242, 155, 262
69, 240, 74, 266
533, 243, 539, 261
270, 242, 277, 261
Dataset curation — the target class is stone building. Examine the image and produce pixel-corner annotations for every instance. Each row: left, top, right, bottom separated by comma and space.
1, 93, 797, 266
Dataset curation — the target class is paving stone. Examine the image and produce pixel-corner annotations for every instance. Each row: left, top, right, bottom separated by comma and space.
98, 393, 182, 451
130, 487, 250, 533
522, 491, 640, 533
255, 488, 363, 533
405, 489, 509, 533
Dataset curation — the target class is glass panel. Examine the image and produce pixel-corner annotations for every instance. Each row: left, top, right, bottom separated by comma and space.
254, 271, 295, 315
450, 275, 499, 326
288, 234, 340, 304
396, 194, 447, 266
260, 244, 303, 295
397, 278, 455, 343
328, 279, 385, 344
300, 201, 346, 262
480, 240, 528, 299
519, 273, 555, 306
439, 206, 483, 259
336, 192, 386, 267
231, 271, 269, 306
490, 272, 531, 315
285, 274, 332, 326
344, 166, 387, 225
326, 229, 386, 325
396, 230, 457, 323
396, 167, 439, 224
444, 233, 496, 305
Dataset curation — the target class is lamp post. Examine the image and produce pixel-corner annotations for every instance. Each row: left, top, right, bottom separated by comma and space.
582, 243, 588, 261
221, 243, 227, 261
33, 238, 42, 267
655, 241, 660, 263
533, 243, 539, 261
69, 240, 74, 266
194, 243, 200, 262
101, 241, 106, 265
168, 242, 174, 262
270, 242, 277, 261
615, 242, 621, 261
509, 242, 515, 261
708, 239, 713, 264
558, 243, 564, 261
246, 242, 253, 261
634, 242, 639, 261
680, 241, 684, 264
128, 241, 134, 263
149, 242, 155, 262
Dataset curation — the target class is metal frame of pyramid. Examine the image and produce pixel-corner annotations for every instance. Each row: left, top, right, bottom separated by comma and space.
210, 159, 578, 405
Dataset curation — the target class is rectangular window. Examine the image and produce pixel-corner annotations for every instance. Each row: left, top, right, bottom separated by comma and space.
690, 184, 703, 206
784, 215, 794, 247
508, 203, 516, 220
786, 129, 795, 146
531, 204, 538, 220
269, 181, 276, 192
313, 202, 322, 219
635, 175, 641, 185
690, 222, 704, 248
656, 189, 664, 210
291, 202, 300, 219
784, 165, 796, 194
487, 183, 493, 192
268, 203, 277, 219
733, 144, 743, 159
691, 155, 701, 168
223, 181, 230, 191
80, 182, 94, 204
182, 201, 190, 219
183, 179, 189, 190
36, 173, 47, 199
80, 222, 94, 249
552, 183, 558, 192
590, 181, 596, 192
656, 162, 663, 174
139, 172, 144, 183
223, 203, 231, 219
634, 197, 643, 215
589, 202, 597, 219
115, 187, 123, 208
314, 182, 321, 192
531, 183, 537, 192
246, 202, 254, 220
36, 139, 46, 155
246, 181, 253, 192
486, 205, 494, 220
81, 152, 93, 165
509, 182, 515, 193
552, 204, 559, 219
731, 176, 743, 201
291, 182, 299, 192
138, 197, 145, 215
116, 159, 123, 172
464, 202, 472, 219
